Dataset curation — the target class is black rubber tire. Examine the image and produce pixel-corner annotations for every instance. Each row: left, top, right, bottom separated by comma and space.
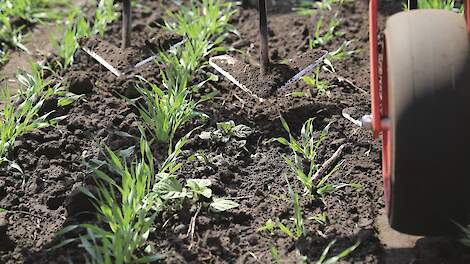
385, 10, 470, 236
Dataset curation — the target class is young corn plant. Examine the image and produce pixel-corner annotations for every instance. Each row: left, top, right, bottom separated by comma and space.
274, 117, 360, 197
302, 65, 332, 96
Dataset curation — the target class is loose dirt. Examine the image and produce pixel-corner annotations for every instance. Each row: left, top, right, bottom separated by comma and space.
1, 1, 470, 263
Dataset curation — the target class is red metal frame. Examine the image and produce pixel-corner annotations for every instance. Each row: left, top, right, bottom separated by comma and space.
369, 0, 470, 212
467, 0, 470, 33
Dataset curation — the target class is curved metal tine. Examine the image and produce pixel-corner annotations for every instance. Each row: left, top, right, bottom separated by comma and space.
277, 50, 329, 92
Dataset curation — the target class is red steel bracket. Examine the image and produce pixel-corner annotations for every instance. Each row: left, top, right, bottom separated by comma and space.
369, 0, 381, 138
466, 0, 470, 33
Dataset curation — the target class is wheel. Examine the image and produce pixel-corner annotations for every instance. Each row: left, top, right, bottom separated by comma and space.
384, 10, 470, 236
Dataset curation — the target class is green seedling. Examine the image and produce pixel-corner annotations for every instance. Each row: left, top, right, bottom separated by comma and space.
0, 0, 70, 63
73, 136, 161, 264
1, 64, 67, 167
268, 239, 359, 264
51, 0, 117, 70
93, 0, 118, 36
323, 40, 361, 73
296, 0, 352, 15
309, 16, 342, 49
257, 219, 275, 234
165, 0, 235, 73
187, 179, 212, 201
274, 117, 361, 196
270, 243, 283, 264
454, 222, 470, 248
315, 239, 360, 264
274, 117, 329, 194
302, 66, 332, 96
199, 120, 253, 144
309, 211, 328, 225
136, 76, 205, 144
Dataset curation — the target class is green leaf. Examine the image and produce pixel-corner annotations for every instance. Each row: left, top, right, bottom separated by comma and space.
278, 223, 294, 238
274, 137, 289, 146
217, 120, 235, 135
154, 176, 187, 200
257, 219, 275, 233
210, 197, 239, 212
0, 208, 6, 213
321, 241, 360, 264
187, 179, 212, 199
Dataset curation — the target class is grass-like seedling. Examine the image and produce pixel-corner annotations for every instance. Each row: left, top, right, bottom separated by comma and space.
0, 0, 69, 64
268, 237, 359, 263
165, 0, 235, 74
51, 0, 117, 69
66, 137, 162, 264
136, 0, 235, 144
313, 240, 360, 264
302, 66, 332, 96
296, 0, 352, 15
309, 16, 342, 49
136, 75, 206, 144
274, 117, 330, 194
93, 0, 118, 36
0, 64, 67, 167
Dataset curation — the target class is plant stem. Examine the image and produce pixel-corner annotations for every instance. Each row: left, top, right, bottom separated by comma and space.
122, 0, 131, 49
258, 0, 269, 75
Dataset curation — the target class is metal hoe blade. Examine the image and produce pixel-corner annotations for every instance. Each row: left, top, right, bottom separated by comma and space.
209, 50, 329, 101
83, 39, 186, 77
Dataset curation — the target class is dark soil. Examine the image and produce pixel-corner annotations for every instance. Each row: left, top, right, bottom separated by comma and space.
1, 0, 470, 263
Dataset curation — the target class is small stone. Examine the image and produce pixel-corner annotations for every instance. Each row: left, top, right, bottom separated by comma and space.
174, 224, 186, 234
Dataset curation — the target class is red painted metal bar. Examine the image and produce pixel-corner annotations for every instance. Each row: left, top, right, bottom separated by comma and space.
466, 0, 470, 33
369, 0, 381, 137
